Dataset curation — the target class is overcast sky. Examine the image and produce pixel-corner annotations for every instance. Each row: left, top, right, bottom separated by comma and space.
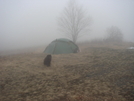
0, 0, 134, 51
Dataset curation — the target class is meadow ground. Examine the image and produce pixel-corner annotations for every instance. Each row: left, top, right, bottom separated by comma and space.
0, 41, 134, 101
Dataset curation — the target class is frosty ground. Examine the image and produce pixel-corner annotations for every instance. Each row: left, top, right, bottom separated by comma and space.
0, 42, 134, 101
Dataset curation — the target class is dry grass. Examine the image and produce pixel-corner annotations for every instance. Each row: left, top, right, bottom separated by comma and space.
0, 41, 134, 101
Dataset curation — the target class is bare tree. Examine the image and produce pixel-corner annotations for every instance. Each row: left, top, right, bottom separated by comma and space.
58, 0, 92, 43
105, 26, 123, 42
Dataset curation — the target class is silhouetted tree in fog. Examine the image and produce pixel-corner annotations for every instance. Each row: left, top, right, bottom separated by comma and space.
58, 0, 92, 43
106, 26, 123, 42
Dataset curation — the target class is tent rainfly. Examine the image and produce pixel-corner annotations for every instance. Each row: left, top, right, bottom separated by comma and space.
44, 38, 79, 54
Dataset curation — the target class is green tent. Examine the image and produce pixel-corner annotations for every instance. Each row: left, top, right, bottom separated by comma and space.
44, 38, 79, 54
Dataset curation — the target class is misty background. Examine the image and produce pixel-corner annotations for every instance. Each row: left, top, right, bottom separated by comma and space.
0, 0, 134, 51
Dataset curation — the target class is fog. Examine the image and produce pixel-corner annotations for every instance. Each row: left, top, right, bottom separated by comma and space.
0, 0, 134, 51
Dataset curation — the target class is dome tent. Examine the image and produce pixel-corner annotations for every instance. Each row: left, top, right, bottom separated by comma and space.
44, 38, 79, 54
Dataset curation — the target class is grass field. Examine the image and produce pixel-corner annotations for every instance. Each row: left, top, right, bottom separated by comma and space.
0, 41, 134, 101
